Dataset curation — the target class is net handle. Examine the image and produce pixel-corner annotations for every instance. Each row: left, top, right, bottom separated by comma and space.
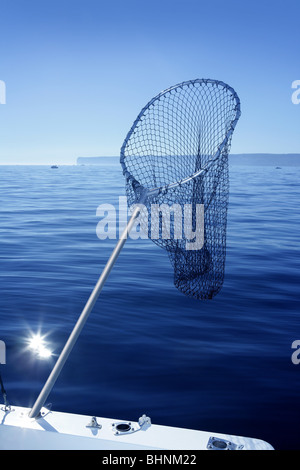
29, 203, 143, 419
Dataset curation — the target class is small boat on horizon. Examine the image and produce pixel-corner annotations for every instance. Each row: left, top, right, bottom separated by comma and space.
51, 165, 58, 169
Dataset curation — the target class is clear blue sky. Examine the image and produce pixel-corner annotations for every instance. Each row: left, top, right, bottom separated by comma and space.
0, 0, 299, 164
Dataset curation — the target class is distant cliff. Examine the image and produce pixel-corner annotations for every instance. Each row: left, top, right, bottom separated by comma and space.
77, 156, 119, 165
77, 154, 300, 166
229, 153, 300, 166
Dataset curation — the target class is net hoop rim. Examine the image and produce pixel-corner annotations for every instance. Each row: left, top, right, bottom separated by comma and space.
120, 78, 241, 199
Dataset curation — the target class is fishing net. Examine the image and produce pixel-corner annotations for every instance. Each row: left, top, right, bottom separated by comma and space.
120, 79, 241, 299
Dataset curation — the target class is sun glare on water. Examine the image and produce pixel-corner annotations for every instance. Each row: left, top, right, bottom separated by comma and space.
27, 333, 52, 359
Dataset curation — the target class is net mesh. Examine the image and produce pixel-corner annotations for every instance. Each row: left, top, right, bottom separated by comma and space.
120, 79, 241, 299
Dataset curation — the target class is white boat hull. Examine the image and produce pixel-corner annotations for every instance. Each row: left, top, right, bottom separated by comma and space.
0, 405, 273, 450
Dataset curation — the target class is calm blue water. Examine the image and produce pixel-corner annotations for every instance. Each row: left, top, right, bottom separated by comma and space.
0, 162, 299, 450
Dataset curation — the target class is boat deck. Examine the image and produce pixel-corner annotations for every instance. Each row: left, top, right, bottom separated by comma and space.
0, 404, 274, 450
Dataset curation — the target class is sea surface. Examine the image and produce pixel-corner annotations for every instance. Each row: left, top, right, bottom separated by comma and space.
0, 161, 299, 450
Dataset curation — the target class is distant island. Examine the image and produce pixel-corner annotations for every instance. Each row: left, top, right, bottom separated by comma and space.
77, 156, 119, 165
229, 154, 300, 166
77, 154, 300, 166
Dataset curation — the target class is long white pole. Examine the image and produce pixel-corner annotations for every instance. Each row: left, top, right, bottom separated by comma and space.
29, 204, 142, 419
